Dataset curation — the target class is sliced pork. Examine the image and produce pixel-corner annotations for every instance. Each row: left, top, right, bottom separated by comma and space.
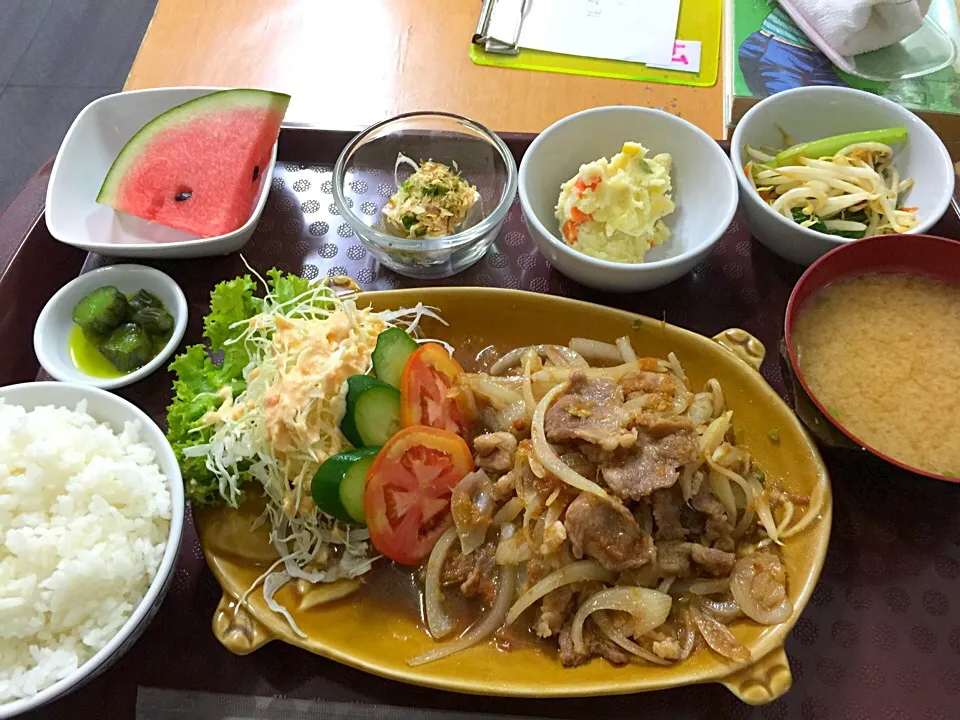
563, 492, 654, 571
473, 432, 518, 474
544, 374, 625, 451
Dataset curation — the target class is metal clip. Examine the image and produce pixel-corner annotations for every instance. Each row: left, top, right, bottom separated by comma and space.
473, 0, 528, 55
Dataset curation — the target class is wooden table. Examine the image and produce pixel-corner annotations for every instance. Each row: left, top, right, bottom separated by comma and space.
124, 0, 724, 137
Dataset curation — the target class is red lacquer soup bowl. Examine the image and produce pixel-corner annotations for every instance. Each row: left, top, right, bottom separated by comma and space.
783, 233, 960, 483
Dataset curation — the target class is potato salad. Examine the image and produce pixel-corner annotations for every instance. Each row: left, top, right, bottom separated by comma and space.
555, 142, 675, 263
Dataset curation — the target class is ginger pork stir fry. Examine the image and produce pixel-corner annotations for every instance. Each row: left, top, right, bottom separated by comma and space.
415, 338, 824, 668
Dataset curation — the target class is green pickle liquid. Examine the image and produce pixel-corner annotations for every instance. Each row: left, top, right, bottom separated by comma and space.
68, 291, 172, 378
68, 325, 126, 378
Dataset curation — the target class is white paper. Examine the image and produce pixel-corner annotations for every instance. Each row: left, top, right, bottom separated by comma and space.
646, 39, 702, 74
517, 0, 681, 66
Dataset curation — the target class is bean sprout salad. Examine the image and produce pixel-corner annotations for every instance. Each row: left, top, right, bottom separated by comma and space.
744, 128, 918, 239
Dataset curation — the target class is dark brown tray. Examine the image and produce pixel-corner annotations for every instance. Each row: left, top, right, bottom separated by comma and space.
4, 127, 960, 720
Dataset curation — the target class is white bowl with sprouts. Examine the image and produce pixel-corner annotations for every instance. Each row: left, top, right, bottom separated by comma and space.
731, 86, 954, 266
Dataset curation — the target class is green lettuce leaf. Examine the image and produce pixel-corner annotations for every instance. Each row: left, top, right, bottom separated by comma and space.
204, 275, 262, 380
166, 275, 260, 506
267, 268, 313, 308
166, 346, 223, 506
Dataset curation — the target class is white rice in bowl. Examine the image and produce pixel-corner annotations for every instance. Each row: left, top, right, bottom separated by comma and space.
0, 400, 171, 703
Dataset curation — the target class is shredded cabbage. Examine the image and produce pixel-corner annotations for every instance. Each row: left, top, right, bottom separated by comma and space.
383, 153, 480, 238
179, 262, 447, 631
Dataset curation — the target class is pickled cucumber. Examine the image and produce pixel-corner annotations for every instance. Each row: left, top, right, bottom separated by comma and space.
97, 323, 154, 371
72, 286, 128, 335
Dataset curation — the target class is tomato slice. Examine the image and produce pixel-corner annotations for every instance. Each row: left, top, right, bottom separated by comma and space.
365, 426, 474, 565
400, 343, 469, 435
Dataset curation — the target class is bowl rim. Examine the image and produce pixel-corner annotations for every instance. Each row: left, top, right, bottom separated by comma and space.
0, 381, 184, 718
45, 85, 277, 252
783, 233, 960, 483
517, 105, 739, 272
33, 264, 188, 390
730, 86, 956, 245
332, 110, 518, 251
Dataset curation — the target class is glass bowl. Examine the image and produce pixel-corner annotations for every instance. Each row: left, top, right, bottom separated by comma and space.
333, 112, 517, 279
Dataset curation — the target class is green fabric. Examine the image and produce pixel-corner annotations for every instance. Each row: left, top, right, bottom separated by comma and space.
760, 6, 814, 50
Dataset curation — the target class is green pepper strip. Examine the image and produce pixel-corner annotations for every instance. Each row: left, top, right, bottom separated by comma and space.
774, 127, 908, 167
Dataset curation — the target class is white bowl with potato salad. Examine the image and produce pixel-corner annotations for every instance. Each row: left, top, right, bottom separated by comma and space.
518, 106, 738, 293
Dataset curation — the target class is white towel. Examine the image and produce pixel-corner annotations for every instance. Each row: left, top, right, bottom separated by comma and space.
779, 0, 931, 58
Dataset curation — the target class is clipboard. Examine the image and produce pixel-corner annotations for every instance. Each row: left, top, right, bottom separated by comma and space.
470, 0, 721, 88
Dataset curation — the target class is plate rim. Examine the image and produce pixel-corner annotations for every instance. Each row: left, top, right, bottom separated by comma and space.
196, 286, 833, 698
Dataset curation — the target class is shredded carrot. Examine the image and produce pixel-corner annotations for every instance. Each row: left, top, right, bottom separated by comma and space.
901, 206, 918, 213
746, 163, 770, 202
574, 178, 600, 195
570, 207, 591, 224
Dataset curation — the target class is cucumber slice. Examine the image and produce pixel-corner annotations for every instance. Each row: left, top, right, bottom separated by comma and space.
311, 447, 379, 525
340, 451, 377, 524
372, 327, 419, 388
353, 385, 402, 446
340, 375, 384, 447
340, 375, 401, 447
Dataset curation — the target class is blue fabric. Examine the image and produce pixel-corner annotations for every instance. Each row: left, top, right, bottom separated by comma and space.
738, 32, 847, 97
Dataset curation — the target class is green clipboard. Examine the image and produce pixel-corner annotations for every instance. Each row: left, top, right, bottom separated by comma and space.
469, 0, 721, 88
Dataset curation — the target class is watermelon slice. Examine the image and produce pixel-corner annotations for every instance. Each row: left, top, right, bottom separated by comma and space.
97, 89, 291, 238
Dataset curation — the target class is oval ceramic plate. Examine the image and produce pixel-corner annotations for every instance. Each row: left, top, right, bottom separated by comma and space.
194, 288, 832, 705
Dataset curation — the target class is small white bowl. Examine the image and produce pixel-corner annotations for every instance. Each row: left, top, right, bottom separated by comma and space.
518, 106, 738, 293
731, 86, 955, 266
0, 381, 183, 719
34, 264, 188, 390
45, 86, 277, 259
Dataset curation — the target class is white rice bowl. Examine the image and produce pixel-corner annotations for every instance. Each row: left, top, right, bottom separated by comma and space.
0, 394, 175, 707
